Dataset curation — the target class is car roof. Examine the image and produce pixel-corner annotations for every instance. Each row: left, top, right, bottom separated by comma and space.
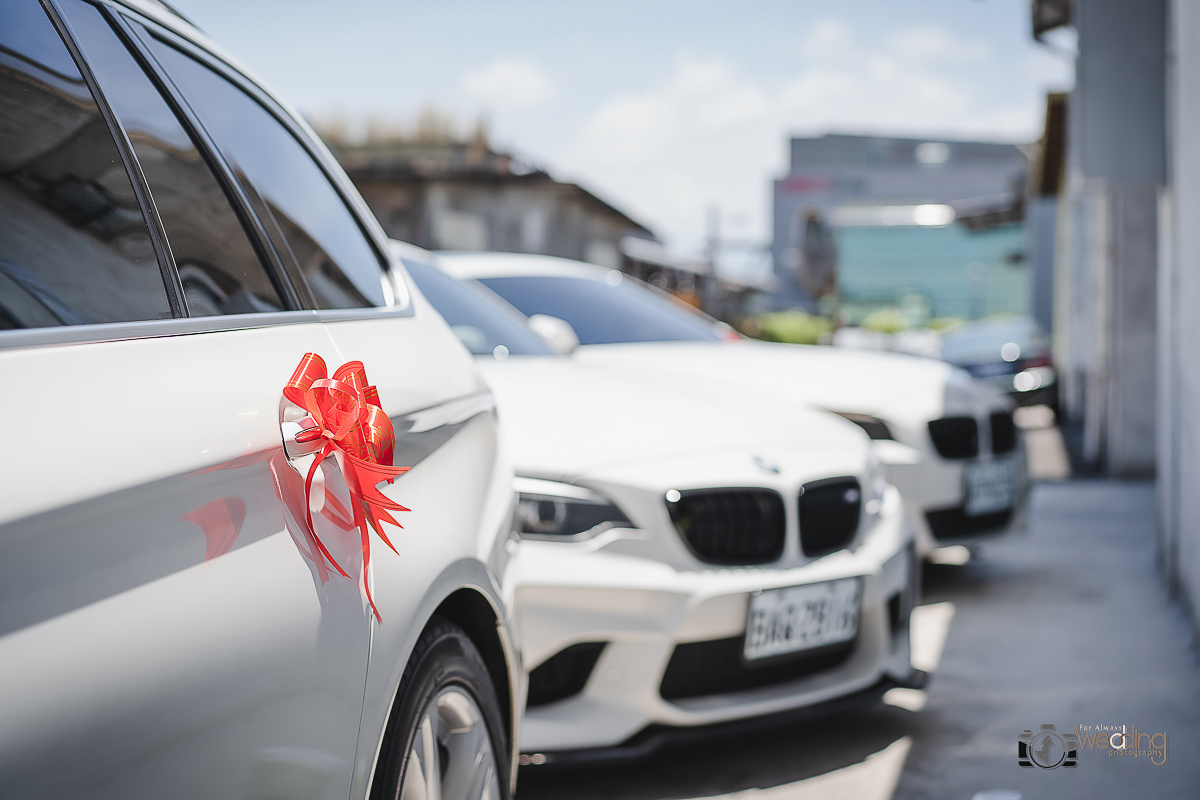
437, 252, 615, 282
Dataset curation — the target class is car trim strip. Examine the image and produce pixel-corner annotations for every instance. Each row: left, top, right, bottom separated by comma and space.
0, 307, 418, 350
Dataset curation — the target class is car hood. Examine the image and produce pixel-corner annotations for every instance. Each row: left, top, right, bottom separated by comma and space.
571, 340, 1004, 425
476, 356, 869, 480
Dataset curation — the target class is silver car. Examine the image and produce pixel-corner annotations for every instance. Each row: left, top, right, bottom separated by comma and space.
0, 2, 521, 798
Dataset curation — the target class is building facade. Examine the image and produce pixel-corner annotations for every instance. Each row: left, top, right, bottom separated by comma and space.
771, 134, 1030, 321
328, 135, 653, 269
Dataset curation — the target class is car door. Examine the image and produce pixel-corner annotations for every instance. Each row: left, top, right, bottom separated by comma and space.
0, 2, 371, 797
114, 12, 518, 795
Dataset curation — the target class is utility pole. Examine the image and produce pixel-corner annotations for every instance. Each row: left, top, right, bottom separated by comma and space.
703, 204, 719, 317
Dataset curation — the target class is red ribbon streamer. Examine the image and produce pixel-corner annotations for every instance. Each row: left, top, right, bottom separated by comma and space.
284, 353, 410, 621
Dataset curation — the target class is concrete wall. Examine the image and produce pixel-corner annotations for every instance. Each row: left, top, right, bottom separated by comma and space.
1160, 0, 1200, 620
1056, 0, 1164, 476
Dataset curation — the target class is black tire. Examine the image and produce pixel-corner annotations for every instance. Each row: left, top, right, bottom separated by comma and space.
371, 616, 511, 800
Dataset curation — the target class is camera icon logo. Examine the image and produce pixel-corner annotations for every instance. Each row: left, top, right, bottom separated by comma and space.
1018, 724, 1079, 769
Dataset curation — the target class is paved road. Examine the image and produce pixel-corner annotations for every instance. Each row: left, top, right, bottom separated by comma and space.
517, 439, 1200, 799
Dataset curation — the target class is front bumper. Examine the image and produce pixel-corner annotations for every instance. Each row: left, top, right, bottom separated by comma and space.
884, 434, 1031, 557
510, 488, 915, 753
519, 668, 928, 766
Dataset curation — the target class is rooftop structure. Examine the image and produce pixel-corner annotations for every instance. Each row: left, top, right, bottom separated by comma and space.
324, 126, 652, 270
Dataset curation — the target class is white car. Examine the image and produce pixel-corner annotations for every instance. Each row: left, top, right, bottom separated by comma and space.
0, 3, 520, 799
437, 252, 1031, 559
394, 243, 920, 759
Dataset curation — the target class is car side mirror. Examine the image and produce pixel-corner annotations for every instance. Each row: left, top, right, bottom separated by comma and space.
528, 314, 580, 355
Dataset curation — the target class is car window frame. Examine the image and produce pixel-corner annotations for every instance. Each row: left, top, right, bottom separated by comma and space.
34, 0, 185, 318
0, 0, 413, 351
118, 4, 404, 319
53, 0, 300, 314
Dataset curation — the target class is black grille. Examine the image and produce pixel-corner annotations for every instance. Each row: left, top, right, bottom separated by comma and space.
526, 642, 607, 708
990, 411, 1017, 454
798, 477, 861, 557
660, 636, 855, 701
666, 489, 785, 565
925, 506, 1013, 541
928, 416, 979, 459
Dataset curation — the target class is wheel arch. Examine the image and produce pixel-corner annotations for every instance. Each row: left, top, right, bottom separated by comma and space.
357, 557, 522, 800
432, 587, 514, 745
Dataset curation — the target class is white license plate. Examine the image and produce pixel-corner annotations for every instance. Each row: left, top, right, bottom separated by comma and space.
965, 459, 1017, 516
744, 579, 861, 661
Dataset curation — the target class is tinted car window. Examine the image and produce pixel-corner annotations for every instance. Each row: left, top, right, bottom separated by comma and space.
477, 274, 724, 345
403, 260, 552, 357
143, 34, 385, 308
60, 0, 283, 317
0, 0, 171, 329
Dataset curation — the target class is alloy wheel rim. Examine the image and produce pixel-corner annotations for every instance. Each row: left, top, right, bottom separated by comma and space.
401, 686, 500, 800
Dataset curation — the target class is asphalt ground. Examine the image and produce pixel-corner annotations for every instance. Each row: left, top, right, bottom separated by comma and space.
516, 421, 1200, 800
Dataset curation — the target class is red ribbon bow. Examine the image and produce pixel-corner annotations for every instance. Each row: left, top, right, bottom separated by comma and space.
284, 353, 410, 621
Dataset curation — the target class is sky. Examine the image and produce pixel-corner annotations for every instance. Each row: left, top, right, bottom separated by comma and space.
169, 0, 1075, 260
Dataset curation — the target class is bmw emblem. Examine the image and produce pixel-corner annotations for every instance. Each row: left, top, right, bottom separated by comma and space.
754, 456, 781, 474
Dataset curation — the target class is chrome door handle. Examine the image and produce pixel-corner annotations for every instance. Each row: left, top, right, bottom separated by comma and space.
281, 416, 324, 460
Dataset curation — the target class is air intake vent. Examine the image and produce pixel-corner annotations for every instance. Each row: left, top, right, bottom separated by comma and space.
660, 636, 855, 701
526, 642, 607, 708
666, 489, 785, 565
925, 507, 1013, 540
990, 411, 1017, 454
927, 416, 979, 459
798, 477, 861, 557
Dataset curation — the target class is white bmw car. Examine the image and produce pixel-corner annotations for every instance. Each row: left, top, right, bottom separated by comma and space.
437, 252, 1031, 559
394, 243, 921, 759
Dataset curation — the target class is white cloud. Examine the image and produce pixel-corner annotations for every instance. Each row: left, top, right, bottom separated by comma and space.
462, 57, 555, 111
885, 24, 991, 63
799, 20, 858, 65
550, 20, 1067, 254
554, 53, 777, 252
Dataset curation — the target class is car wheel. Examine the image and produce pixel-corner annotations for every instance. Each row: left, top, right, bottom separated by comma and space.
371, 616, 510, 800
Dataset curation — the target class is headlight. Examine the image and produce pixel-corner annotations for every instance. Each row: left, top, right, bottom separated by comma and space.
513, 477, 634, 540
863, 447, 888, 518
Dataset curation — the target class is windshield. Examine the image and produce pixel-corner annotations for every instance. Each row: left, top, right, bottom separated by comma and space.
402, 260, 554, 357
475, 273, 724, 345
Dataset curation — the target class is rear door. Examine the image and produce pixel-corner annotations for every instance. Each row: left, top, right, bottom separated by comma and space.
0, 2, 371, 797
120, 16, 516, 797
